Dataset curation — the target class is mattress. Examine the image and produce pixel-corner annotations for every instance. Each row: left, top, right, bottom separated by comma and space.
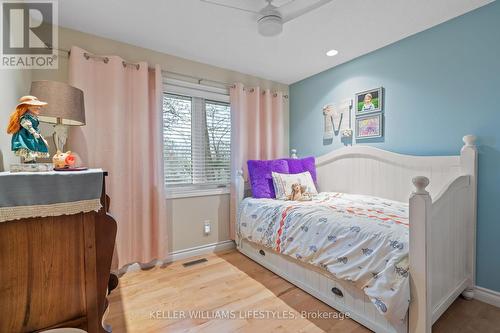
237, 192, 410, 324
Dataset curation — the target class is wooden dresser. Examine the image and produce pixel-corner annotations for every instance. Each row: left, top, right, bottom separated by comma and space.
0, 172, 117, 333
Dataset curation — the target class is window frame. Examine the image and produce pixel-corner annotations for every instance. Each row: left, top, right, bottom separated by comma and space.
163, 78, 231, 199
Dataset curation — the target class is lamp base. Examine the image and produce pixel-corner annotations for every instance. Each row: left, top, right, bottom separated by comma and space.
53, 123, 69, 152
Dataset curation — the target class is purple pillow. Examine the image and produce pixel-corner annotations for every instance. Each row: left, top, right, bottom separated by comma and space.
283, 157, 317, 182
247, 159, 289, 198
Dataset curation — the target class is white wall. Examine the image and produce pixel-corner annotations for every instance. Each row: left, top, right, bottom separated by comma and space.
0, 70, 32, 171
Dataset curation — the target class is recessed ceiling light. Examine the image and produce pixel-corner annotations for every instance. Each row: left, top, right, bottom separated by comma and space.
326, 49, 338, 57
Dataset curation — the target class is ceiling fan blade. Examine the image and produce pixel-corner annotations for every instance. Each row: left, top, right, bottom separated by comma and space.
274, 0, 298, 11
199, 0, 261, 14
282, 0, 334, 23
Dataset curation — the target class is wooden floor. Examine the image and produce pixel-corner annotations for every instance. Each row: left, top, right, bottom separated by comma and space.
105, 250, 500, 333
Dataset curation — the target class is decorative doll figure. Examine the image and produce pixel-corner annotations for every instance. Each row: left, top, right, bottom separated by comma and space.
7, 96, 50, 162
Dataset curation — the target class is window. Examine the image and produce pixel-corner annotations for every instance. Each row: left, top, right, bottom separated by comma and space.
162, 79, 231, 197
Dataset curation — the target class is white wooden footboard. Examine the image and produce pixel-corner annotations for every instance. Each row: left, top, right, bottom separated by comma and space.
409, 136, 477, 332
430, 175, 472, 321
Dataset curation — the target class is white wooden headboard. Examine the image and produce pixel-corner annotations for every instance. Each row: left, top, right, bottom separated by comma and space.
315, 137, 474, 202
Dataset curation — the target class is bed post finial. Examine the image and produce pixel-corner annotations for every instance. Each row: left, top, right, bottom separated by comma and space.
290, 149, 298, 159
412, 176, 429, 195
462, 135, 477, 151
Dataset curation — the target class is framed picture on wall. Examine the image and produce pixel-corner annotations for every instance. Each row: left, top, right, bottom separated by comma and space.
355, 87, 383, 115
356, 113, 383, 139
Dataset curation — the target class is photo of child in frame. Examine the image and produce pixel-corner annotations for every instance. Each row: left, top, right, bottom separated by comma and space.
355, 87, 383, 115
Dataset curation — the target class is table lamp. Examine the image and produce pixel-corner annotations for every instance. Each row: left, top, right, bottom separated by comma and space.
30, 80, 85, 152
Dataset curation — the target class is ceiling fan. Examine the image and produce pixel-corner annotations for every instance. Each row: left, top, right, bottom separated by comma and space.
200, 0, 334, 37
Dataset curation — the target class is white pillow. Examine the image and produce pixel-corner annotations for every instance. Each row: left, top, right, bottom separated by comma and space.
272, 171, 318, 200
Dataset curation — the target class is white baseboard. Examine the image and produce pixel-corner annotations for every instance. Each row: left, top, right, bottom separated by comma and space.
165, 240, 235, 263
475, 286, 500, 308
119, 240, 235, 274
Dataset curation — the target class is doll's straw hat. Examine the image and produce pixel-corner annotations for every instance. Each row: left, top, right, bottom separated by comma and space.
17, 95, 48, 107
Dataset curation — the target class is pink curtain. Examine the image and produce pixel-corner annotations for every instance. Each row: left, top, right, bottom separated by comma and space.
68, 46, 168, 267
229, 83, 285, 239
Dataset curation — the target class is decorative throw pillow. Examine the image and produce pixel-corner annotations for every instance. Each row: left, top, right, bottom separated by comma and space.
282, 157, 317, 183
272, 171, 318, 200
247, 159, 289, 198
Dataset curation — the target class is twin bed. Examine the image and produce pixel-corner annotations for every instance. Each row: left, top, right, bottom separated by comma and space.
235, 135, 477, 333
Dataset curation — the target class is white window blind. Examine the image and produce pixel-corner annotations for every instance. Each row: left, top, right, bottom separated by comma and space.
163, 80, 231, 193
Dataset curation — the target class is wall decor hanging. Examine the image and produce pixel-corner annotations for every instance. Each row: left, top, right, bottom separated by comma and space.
322, 99, 352, 140
355, 87, 383, 115
356, 113, 383, 139
322, 104, 335, 140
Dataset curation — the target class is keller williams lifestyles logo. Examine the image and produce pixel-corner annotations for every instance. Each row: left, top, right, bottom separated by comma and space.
1, 0, 58, 69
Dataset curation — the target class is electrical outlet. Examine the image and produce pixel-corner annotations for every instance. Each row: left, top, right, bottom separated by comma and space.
204, 220, 211, 235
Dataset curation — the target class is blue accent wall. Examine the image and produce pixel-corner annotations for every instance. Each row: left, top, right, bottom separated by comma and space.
290, 2, 500, 292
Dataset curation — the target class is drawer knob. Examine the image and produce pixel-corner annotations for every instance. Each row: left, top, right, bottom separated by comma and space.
331, 287, 343, 297
259, 249, 266, 256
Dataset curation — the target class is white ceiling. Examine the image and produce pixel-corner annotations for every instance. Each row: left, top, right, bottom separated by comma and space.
58, 0, 492, 84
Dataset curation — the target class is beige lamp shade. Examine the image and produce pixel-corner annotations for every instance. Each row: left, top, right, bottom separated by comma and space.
30, 80, 85, 126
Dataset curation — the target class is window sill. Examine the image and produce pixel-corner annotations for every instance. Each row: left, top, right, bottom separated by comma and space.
165, 187, 230, 199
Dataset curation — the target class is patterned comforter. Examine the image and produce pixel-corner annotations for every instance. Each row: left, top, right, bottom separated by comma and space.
237, 192, 410, 324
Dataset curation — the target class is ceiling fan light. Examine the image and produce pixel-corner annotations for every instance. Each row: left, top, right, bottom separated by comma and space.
258, 15, 283, 36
